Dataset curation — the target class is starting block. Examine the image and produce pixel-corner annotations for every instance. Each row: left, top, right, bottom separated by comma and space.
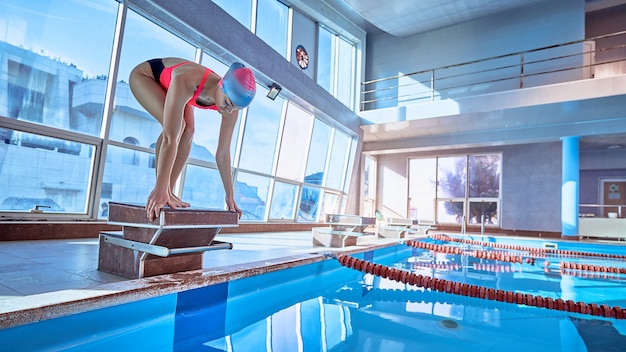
412, 219, 437, 235
98, 202, 238, 278
378, 218, 418, 239
313, 214, 376, 248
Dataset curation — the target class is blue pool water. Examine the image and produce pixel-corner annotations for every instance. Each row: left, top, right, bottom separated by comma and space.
2, 235, 626, 351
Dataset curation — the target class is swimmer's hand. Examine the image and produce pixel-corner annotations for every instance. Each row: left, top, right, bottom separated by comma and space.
169, 192, 190, 208
146, 188, 178, 221
226, 195, 242, 219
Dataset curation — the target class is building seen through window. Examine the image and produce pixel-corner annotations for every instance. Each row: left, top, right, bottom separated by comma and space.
0, 0, 357, 221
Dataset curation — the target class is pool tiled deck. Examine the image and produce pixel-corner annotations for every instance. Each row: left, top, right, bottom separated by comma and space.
0, 231, 407, 329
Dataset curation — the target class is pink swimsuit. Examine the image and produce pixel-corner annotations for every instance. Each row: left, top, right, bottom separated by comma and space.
159, 62, 218, 110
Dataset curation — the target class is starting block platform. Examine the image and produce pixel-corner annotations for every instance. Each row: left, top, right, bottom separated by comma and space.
98, 202, 238, 278
312, 214, 376, 248
378, 218, 418, 239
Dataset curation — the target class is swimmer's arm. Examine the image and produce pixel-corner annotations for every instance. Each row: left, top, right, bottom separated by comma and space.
157, 75, 193, 195
216, 109, 241, 216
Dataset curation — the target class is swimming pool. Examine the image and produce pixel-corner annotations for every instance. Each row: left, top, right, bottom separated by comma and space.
1, 234, 626, 351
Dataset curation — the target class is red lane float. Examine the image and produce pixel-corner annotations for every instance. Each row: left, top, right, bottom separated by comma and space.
427, 234, 626, 260
407, 238, 626, 279
560, 261, 626, 275
406, 239, 536, 266
336, 254, 626, 320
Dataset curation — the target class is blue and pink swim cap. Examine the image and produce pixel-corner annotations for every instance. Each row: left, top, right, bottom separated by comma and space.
221, 62, 256, 108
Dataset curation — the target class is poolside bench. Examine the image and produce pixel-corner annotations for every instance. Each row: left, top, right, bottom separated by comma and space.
579, 217, 626, 241
98, 202, 238, 278
378, 218, 418, 239
312, 214, 376, 248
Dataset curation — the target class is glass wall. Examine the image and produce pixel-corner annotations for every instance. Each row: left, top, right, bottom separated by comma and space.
316, 26, 356, 109
361, 155, 376, 217
317, 27, 335, 94
237, 86, 283, 174
212, 0, 253, 29
304, 119, 332, 186
409, 154, 501, 226
275, 103, 314, 182
0, 0, 358, 223
255, 0, 290, 58
0, 0, 118, 136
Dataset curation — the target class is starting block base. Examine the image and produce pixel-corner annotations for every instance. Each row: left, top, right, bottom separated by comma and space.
98, 231, 205, 278
97, 202, 238, 279
312, 214, 376, 248
378, 218, 418, 239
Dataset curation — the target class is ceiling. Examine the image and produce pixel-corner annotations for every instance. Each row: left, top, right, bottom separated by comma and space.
342, 0, 546, 37
326, 0, 625, 37
321, 0, 626, 152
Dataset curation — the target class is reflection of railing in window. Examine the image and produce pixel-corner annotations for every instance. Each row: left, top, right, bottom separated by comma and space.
361, 31, 626, 111
6, 131, 82, 155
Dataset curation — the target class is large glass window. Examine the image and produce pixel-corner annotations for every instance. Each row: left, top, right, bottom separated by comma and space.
101, 144, 155, 207
238, 86, 283, 174
110, 8, 196, 146
468, 154, 501, 224
0, 127, 94, 213
362, 155, 376, 217
192, 53, 241, 164
343, 136, 356, 194
336, 37, 355, 109
408, 158, 436, 221
256, 0, 289, 58
437, 156, 467, 198
235, 172, 270, 220
212, 0, 253, 29
181, 164, 225, 210
317, 26, 335, 93
320, 191, 341, 219
0, 0, 117, 135
325, 130, 351, 190
298, 185, 321, 221
316, 26, 356, 110
304, 119, 332, 186
269, 181, 298, 220
0, 1, 357, 223
409, 154, 501, 225
468, 155, 501, 198
275, 103, 313, 181
106, 8, 196, 207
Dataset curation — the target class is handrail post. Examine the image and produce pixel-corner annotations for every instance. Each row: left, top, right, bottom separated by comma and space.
360, 83, 364, 111
430, 69, 435, 101
519, 53, 524, 89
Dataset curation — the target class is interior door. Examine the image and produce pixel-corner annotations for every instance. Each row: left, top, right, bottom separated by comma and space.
602, 181, 626, 218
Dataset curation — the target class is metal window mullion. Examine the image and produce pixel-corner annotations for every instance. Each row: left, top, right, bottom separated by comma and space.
92, 2, 127, 217
250, 0, 258, 35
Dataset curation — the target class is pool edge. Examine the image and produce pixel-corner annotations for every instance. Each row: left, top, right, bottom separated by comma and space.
0, 240, 400, 330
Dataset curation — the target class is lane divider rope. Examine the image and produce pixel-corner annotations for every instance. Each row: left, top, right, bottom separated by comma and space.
428, 234, 626, 260
335, 254, 626, 319
409, 237, 626, 276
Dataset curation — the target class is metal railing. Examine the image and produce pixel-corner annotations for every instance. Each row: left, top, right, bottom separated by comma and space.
361, 31, 626, 111
580, 204, 624, 218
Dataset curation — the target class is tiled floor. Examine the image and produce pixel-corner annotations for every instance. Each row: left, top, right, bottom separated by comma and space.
0, 231, 387, 300
0, 229, 414, 330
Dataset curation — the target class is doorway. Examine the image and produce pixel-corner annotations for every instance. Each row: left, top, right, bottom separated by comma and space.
601, 179, 626, 218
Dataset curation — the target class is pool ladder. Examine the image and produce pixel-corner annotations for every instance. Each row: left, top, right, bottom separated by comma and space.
461, 214, 487, 241
481, 214, 486, 241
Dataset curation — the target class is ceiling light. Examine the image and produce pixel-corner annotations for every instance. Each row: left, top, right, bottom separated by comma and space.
267, 83, 282, 100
